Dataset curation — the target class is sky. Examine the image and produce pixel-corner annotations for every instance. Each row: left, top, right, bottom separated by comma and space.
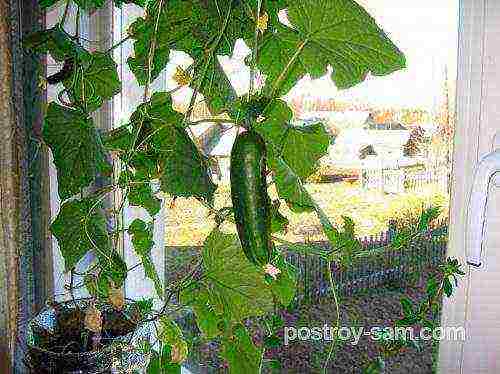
114, 0, 460, 120
219, 0, 460, 110
289, 0, 460, 109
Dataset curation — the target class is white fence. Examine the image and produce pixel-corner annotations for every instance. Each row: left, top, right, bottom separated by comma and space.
362, 166, 449, 194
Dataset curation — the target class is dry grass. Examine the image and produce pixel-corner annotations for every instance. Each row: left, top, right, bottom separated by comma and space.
163, 182, 449, 247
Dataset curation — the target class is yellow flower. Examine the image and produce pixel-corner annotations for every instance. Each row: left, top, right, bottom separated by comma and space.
257, 12, 269, 33
172, 66, 191, 86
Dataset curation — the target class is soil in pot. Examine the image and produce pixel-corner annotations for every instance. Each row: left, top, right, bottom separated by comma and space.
27, 302, 139, 374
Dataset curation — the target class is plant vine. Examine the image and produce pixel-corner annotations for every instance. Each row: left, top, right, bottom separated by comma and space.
25, 0, 464, 373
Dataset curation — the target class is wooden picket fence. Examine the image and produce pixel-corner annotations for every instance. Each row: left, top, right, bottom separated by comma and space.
165, 220, 448, 306
284, 219, 448, 304
361, 166, 449, 194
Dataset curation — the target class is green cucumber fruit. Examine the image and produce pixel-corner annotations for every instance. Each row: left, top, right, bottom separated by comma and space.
230, 130, 272, 266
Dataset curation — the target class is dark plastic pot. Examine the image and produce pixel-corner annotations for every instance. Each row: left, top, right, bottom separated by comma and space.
25, 298, 151, 374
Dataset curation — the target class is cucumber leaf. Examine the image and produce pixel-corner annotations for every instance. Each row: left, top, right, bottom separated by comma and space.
103, 126, 134, 152
114, 0, 146, 7
147, 346, 182, 374
39, 0, 60, 9
130, 92, 184, 126
63, 52, 121, 113
182, 230, 274, 325
127, 0, 250, 114
152, 123, 216, 202
267, 150, 340, 244
269, 252, 297, 307
255, 0, 406, 96
127, 219, 164, 298
74, 0, 106, 10
127, 171, 162, 217
221, 324, 262, 374
202, 229, 274, 321
267, 150, 315, 213
127, 93, 216, 202
270, 201, 289, 234
24, 26, 83, 62
187, 1, 252, 114
127, 0, 202, 86
43, 103, 112, 200
180, 287, 222, 339
255, 100, 330, 180
158, 317, 189, 364
50, 197, 110, 271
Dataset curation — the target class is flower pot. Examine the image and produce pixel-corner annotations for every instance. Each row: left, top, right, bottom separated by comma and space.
25, 298, 151, 374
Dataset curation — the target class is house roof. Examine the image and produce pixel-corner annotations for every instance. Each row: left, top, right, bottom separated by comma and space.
364, 114, 408, 131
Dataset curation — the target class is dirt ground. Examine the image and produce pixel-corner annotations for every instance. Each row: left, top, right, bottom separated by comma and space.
186, 266, 442, 374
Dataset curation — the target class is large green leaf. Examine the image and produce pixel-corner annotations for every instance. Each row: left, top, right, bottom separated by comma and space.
127, 219, 164, 298
221, 324, 262, 374
202, 230, 274, 321
130, 92, 184, 127
252, 99, 337, 243
97, 248, 128, 289
127, 0, 250, 114
24, 26, 83, 62
195, 56, 238, 115
182, 230, 274, 324
332, 216, 362, 267
158, 317, 188, 363
153, 124, 216, 203
269, 251, 297, 307
128, 176, 162, 217
270, 201, 289, 234
131, 93, 216, 201
73, 0, 106, 10
63, 52, 121, 113
43, 103, 112, 200
50, 197, 110, 271
255, 100, 330, 180
147, 346, 182, 374
267, 150, 314, 212
267, 150, 340, 243
103, 126, 134, 152
180, 287, 222, 339
127, 0, 203, 86
125, 93, 216, 202
114, 0, 146, 7
187, 1, 253, 114
39, 0, 61, 9
119, 170, 162, 217
255, 0, 406, 96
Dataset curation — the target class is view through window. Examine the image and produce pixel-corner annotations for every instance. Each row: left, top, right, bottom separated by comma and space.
114, 1, 459, 371
46, 1, 459, 372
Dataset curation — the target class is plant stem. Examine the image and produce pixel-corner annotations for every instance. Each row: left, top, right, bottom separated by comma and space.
190, 117, 237, 126
144, 0, 166, 101
270, 39, 308, 98
248, 0, 262, 100
183, 2, 233, 126
75, 6, 80, 39
323, 260, 341, 373
106, 35, 131, 53
60, 0, 71, 27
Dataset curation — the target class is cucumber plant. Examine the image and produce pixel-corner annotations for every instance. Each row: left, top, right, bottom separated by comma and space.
25, 0, 462, 372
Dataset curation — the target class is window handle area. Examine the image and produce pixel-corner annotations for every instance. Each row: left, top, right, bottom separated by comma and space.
466, 134, 500, 267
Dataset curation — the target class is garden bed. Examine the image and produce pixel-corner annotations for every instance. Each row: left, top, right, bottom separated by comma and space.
182, 266, 442, 373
